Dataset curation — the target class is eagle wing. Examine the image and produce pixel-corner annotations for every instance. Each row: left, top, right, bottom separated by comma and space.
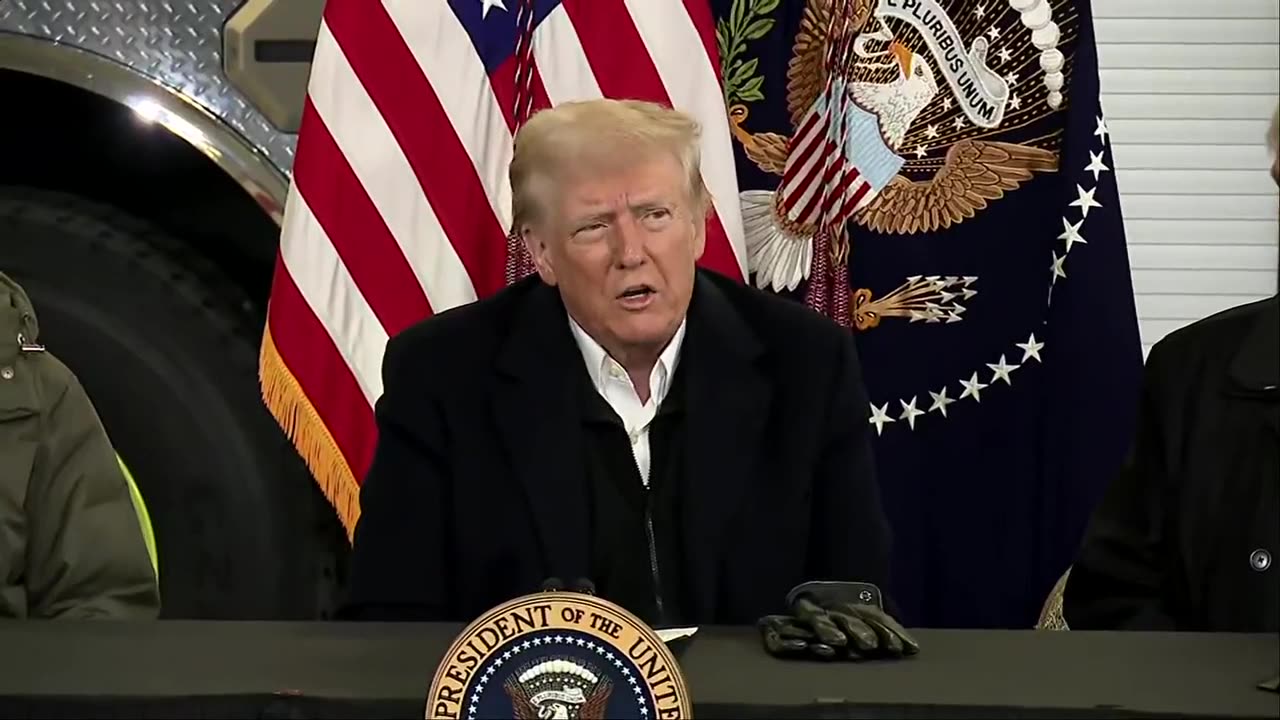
785, 0, 831, 128
579, 680, 614, 720
786, 0, 875, 128
743, 131, 791, 175
854, 140, 1059, 235
735, 0, 874, 175
502, 677, 540, 720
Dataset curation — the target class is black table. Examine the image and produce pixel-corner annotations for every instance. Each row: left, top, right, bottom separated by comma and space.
0, 621, 1274, 719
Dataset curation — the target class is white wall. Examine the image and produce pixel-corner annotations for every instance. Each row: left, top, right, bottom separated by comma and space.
1094, 0, 1279, 355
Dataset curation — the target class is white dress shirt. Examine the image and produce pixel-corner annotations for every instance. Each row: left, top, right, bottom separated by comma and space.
568, 317, 686, 487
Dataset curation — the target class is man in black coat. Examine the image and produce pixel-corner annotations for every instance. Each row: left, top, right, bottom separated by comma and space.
1063, 295, 1278, 632
341, 99, 915, 659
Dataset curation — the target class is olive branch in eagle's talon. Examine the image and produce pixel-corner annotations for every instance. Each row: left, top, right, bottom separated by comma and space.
852, 275, 978, 331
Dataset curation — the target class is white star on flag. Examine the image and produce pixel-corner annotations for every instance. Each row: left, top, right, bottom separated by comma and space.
869, 402, 895, 435
1017, 334, 1045, 363
1070, 184, 1102, 218
928, 387, 955, 416
1058, 217, 1087, 253
899, 397, 925, 429
480, 0, 508, 18
959, 372, 989, 402
986, 355, 1020, 385
1051, 251, 1067, 280
1084, 150, 1109, 181
1094, 115, 1109, 142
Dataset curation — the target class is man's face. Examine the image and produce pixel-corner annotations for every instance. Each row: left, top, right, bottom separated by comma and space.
526, 154, 706, 357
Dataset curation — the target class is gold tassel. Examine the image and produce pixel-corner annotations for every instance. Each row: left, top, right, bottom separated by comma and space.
258, 326, 361, 542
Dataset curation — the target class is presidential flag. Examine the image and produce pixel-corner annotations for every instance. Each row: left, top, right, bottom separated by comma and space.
259, 0, 747, 537
712, 0, 1143, 628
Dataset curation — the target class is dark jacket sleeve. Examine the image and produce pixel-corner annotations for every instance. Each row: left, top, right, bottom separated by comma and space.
804, 330, 893, 600
25, 354, 160, 619
341, 333, 453, 621
1063, 344, 1181, 630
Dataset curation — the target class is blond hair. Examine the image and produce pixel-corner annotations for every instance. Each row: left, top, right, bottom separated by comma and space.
508, 99, 710, 232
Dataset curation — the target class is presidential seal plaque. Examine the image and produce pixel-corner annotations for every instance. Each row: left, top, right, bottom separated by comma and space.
426, 592, 693, 719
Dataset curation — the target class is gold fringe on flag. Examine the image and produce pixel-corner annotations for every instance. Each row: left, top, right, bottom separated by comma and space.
258, 325, 361, 542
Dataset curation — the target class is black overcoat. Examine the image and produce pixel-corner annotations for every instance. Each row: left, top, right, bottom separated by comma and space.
341, 270, 893, 625
1065, 296, 1279, 632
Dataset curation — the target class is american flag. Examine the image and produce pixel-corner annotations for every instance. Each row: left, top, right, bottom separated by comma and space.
779, 9, 874, 237
258, 0, 747, 537
787, 1, 882, 328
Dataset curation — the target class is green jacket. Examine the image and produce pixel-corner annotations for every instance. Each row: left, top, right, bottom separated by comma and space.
0, 271, 160, 619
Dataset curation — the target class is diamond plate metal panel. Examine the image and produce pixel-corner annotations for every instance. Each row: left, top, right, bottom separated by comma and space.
0, 0, 297, 174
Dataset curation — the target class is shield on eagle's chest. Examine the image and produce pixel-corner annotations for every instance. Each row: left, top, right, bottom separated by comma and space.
503, 658, 613, 719
712, 0, 1143, 629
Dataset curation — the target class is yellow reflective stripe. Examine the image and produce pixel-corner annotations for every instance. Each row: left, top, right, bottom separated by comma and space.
116, 454, 159, 581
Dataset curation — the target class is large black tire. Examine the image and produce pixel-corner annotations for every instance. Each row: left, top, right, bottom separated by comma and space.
0, 187, 347, 620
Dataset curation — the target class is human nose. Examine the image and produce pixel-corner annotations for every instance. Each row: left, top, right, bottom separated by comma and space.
613, 217, 646, 268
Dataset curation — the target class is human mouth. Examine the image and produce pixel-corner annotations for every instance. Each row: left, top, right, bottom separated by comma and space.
617, 284, 656, 310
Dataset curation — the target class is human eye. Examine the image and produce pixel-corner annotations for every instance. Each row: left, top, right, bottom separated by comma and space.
642, 207, 672, 227
571, 221, 608, 240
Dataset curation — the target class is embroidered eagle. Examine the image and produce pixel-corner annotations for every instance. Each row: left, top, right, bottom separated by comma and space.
503, 674, 613, 719
729, 0, 1058, 290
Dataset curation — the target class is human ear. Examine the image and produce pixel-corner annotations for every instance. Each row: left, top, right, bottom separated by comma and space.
692, 206, 708, 261
523, 227, 558, 286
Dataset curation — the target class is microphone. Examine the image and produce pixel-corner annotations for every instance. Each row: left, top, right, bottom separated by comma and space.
540, 577, 596, 595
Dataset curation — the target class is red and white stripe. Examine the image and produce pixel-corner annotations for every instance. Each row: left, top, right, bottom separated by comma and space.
777, 101, 875, 233
776, 1, 874, 236
267, 0, 744, 490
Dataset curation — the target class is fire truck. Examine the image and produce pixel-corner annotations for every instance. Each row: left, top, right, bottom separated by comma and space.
0, 0, 342, 619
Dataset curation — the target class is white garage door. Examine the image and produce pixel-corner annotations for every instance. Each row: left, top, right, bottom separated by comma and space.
1095, 0, 1279, 355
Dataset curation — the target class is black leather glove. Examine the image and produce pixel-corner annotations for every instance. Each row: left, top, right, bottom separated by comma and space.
758, 581, 920, 661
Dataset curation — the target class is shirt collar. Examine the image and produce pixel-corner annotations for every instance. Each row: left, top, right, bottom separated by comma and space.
568, 315, 686, 404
